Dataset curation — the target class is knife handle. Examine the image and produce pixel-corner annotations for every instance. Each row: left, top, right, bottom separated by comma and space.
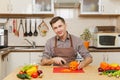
61, 60, 65, 65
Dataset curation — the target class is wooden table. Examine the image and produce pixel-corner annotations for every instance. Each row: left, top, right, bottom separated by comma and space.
3, 65, 120, 80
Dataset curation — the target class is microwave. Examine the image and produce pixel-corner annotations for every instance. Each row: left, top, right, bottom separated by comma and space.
93, 33, 120, 48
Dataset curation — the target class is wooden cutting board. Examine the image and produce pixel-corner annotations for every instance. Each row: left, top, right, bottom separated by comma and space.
53, 67, 84, 73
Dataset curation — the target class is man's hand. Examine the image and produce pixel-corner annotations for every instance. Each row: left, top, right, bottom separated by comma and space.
52, 57, 66, 65
77, 57, 93, 69
77, 61, 85, 69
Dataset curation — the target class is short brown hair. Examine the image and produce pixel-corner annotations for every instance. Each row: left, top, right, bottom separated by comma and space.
50, 16, 65, 26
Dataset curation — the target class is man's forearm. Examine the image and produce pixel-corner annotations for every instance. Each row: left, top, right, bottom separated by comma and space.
83, 57, 93, 67
41, 58, 54, 66
78, 57, 93, 69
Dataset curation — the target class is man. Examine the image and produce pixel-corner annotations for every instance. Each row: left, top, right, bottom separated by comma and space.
41, 16, 92, 69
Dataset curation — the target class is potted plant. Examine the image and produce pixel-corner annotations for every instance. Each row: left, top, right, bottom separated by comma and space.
80, 28, 92, 49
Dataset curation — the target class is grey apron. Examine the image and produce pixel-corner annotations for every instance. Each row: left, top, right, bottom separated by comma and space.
53, 35, 76, 65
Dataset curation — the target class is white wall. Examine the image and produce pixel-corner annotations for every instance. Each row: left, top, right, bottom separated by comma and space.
7, 8, 119, 46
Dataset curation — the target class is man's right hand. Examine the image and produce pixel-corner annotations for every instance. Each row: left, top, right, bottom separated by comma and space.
52, 57, 66, 65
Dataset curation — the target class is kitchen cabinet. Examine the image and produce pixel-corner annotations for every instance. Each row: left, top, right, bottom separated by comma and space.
10, 0, 32, 14
7, 52, 30, 75
0, 0, 54, 18
0, 0, 11, 13
32, 0, 54, 14
90, 52, 104, 66
30, 52, 43, 64
80, 0, 120, 15
90, 52, 120, 66
0, 0, 32, 14
101, 0, 120, 14
0, 0, 54, 14
80, 0, 100, 14
6, 52, 43, 75
106, 52, 120, 64
0, 54, 2, 80
1, 54, 8, 80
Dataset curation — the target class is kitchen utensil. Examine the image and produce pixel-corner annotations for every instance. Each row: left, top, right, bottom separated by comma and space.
24, 19, 28, 37
38, 20, 49, 37
14, 19, 19, 36
28, 19, 32, 36
18, 19, 24, 36
33, 19, 38, 36
61, 60, 65, 65
13, 19, 16, 33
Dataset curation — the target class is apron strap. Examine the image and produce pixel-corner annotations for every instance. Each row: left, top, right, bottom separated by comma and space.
69, 35, 73, 47
55, 36, 57, 47
54, 34, 73, 47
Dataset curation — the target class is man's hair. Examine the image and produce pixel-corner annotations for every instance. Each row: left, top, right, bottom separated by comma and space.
49, 16, 65, 26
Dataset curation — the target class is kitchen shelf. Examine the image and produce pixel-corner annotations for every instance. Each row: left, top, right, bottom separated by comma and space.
79, 14, 120, 17
0, 14, 54, 18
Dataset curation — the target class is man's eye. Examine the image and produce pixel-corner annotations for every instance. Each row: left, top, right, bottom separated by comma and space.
53, 27, 57, 30
58, 25, 62, 28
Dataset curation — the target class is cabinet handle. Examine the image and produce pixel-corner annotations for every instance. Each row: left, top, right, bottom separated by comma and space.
7, 56, 8, 61
101, 5, 104, 12
106, 54, 109, 62
103, 54, 108, 62
102, 5, 104, 12
103, 54, 105, 61
7, 5, 9, 11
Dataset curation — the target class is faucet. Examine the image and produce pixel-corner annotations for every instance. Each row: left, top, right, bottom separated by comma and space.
24, 39, 36, 48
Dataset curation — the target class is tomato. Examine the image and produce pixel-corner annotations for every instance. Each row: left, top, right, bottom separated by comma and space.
19, 71, 24, 74
115, 66, 120, 70
31, 72, 38, 78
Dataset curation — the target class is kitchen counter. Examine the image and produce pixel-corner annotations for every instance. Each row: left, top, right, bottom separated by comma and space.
0, 46, 44, 54
89, 47, 120, 52
3, 65, 120, 80
1, 46, 120, 53
1, 47, 120, 59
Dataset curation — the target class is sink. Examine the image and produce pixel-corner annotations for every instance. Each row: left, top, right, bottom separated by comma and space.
14, 47, 44, 50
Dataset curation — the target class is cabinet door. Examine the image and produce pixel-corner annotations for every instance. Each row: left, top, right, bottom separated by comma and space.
80, 0, 120, 15
101, 0, 120, 14
107, 52, 120, 64
0, 55, 2, 80
30, 52, 43, 64
80, 0, 100, 14
32, 0, 54, 14
7, 52, 30, 75
90, 52, 105, 66
10, 0, 32, 14
0, 0, 10, 13
1, 55, 8, 79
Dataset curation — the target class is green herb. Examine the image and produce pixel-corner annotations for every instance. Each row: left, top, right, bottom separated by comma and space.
80, 28, 92, 41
